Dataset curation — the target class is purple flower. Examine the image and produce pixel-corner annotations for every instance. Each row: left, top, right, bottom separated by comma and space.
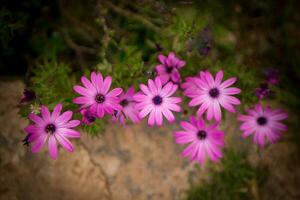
238, 104, 288, 147
155, 52, 186, 85
134, 77, 181, 126
112, 87, 140, 125
80, 108, 97, 125
20, 89, 36, 103
198, 26, 212, 56
186, 70, 241, 121
24, 103, 81, 159
73, 72, 123, 118
255, 83, 272, 100
174, 116, 224, 164
263, 68, 279, 85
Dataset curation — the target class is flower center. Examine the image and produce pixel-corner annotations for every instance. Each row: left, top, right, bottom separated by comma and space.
257, 116, 267, 126
152, 95, 163, 105
165, 66, 173, 73
209, 88, 220, 98
120, 99, 129, 107
45, 124, 56, 134
197, 130, 207, 140
95, 94, 105, 103
87, 115, 96, 123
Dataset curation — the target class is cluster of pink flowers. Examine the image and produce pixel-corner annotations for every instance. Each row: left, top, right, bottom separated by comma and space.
24, 52, 288, 162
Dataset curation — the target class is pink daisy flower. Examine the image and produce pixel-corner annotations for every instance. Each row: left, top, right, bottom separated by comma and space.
174, 116, 225, 164
155, 52, 186, 85
238, 104, 288, 147
112, 87, 140, 125
73, 72, 123, 118
24, 103, 81, 159
187, 70, 241, 121
134, 77, 181, 126
80, 108, 97, 125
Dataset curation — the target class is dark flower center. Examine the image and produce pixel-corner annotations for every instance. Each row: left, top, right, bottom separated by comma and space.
95, 94, 105, 103
197, 130, 207, 140
120, 99, 129, 107
165, 66, 173, 73
209, 88, 220, 98
152, 95, 163, 105
257, 116, 267, 126
45, 124, 56, 134
87, 115, 96, 123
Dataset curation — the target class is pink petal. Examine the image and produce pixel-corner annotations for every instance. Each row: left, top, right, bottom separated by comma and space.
56, 111, 73, 126
220, 77, 237, 88
160, 82, 173, 97
155, 109, 163, 126
140, 84, 152, 96
106, 88, 123, 97
148, 110, 155, 126
188, 95, 207, 106
139, 105, 153, 118
213, 101, 221, 121
158, 54, 166, 65
158, 74, 170, 85
24, 125, 42, 133
73, 96, 94, 105
180, 121, 197, 132
60, 120, 80, 128
31, 134, 47, 153
166, 97, 182, 104
205, 71, 215, 87
81, 76, 96, 91
28, 114, 44, 125
101, 76, 112, 94
97, 105, 105, 118
48, 135, 58, 159
272, 113, 288, 121
51, 103, 63, 121
166, 103, 181, 112
222, 95, 241, 105
161, 108, 175, 122
196, 101, 210, 116
165, 84, 178, 97
215, 70, 223, 86
197, 143, 206, 164
148, 79, 158, 95
55, 134, 74, 152
155, 77, 162, 92
156, 64, 166, 73
58, 128, 81, 138
41, 106, 51, 122
222, 87, 241, 95
73, 85, 93, 96
206, 103, 214, 120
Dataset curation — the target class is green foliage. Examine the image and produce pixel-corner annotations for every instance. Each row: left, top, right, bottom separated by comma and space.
30, 60, 76, 110
187, 149, 267, 200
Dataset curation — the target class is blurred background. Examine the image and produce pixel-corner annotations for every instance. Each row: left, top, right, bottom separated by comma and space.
0, 0, 300, 199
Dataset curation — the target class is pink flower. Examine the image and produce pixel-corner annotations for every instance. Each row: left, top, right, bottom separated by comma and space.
155, 52, 186, 84
80, 108, 97, 125
238, 104, 288, 147
112, 87, 140, 125
187, 70, 241, 121
134, 77, 181, 126
73, 72, 123, 118
174, 116, 225, 164
24, 103, 81, 159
